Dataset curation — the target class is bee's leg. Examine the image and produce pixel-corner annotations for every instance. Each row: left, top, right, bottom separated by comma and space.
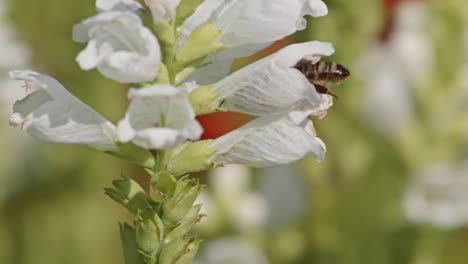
314, 84, 338, 99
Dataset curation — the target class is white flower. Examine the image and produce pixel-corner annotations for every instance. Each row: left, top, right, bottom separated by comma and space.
73, 11, 160, 83
404, 163, 468, 229
183, 0, 327, 49
96, 0, 142, 12
211, 0, 327, 47
181, 0, 328, 83
7, 70, 118, 151
196, 237, 269, 264
117, 84, 202, 149
212, 41, 335, 120
145, 0, 181, 23
210, 114, 326, 168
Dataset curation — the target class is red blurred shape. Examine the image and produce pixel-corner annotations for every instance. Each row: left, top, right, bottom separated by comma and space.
197, 112, 254, 140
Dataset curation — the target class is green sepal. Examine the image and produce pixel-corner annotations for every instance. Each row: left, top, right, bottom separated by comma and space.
189, 84, 221, 115
119, 222, 145, 264
165, 205, 202, 243
105, 176, 151, 215
151, 172, 178, 202
156, 63, 170, 84
159, 237, 201, 264
136, 209, 165, 263
167, 140, 216, 175
162, 177, 204, 223
106, 142, 155, 169
176, 21, 227, 65
175, 0, 205, 27
175, 66, 197, 85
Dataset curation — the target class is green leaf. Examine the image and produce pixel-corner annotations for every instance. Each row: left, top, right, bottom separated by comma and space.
119, 222, 145, 264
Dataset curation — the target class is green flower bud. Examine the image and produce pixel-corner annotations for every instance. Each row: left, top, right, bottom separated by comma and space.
159, 237, 201, 264
165, 205, 202, 243
104, 176, 151, 215
151, 172, 177, 202
189, 84, 222, 115
176, 21, 227, 65
175, 0, 205, 26
162, 177, 203, 223
136, 210, 165, 263
167, 141, 216, 175
107, 142, 155, 168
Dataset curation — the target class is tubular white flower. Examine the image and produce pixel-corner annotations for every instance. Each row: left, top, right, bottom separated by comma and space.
96, 0, 142, 12
211, 0, 327, 47
179, 0, 327, 83
8, 70, 118, 151
209, 114, 326, 168
117, 85, 202, 149
145, 0, 181, 23
404, 163, 468, 229
183, 0, 327, 49
73, 11, 160, 83
212, 41, 335, 121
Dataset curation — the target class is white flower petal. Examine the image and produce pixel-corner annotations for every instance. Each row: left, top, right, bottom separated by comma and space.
186, 42, 271, 85
145, 0, 181, 23
180, 0, 225, 46
73, 11, 161, 83
96, 0, 142, 12
213, 41, 334, 119
117, 85, 202, 149
8, 70, 118, 151
212, 0, 328, 47
210, 114, 326, 168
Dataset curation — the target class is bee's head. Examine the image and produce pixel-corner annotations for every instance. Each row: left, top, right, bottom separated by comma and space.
336, 64, 351, 79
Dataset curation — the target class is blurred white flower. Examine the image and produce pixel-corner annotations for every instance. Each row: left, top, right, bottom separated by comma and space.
211, 41, 334, 119
73, 11, 160, 83
404, 163, 468, 229
259, 165, 307, 228
96, 0, 142, 12
195, 237, 269, 264
182, 0, 328, 83
390, 0, 433, 80
8, 71, 118, 151
211, 165, 267, 230
359, 45, 413, 135
117, 84, 202, 149
210, 114, 326, 168
145, 0, 181, 23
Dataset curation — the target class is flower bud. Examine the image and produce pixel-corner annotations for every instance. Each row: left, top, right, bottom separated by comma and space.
151, 172, 177, 202
136, 209, 165, 263
176, 21, 228, 65
104, 176, 151, 215
167, 141, 216, 175
165, 205, 202, 243
158, 237, 201, 264
162, 177, 204, 223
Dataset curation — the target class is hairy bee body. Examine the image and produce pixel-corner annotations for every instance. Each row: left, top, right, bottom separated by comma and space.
294, 59, 350, 98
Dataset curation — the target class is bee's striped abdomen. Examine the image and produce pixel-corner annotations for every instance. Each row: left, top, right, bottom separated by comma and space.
294, 59, 350, 85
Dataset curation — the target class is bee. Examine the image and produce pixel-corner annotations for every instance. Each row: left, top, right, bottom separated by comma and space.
294, 59, 350, 99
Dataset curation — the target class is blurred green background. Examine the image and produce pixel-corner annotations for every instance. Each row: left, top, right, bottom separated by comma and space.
1, 0, 468, 263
